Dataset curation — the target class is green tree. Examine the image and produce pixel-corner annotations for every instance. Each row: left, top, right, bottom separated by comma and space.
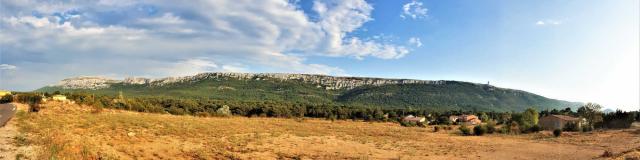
577, 103, 603, 128
520, 108, 539, 130
479, 112, 490, 121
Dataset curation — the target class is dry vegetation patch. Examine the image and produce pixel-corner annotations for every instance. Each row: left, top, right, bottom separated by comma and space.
13, 102, 639, 159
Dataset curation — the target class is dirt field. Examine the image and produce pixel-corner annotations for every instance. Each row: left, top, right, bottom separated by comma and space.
12, 102, 640, 160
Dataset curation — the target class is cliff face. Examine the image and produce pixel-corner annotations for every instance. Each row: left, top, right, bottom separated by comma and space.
55, 76, 122, 90
51, 72, 448, 90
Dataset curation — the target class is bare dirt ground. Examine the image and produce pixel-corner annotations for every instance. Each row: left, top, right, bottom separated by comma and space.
0, 111, 17, 160
13, 102, 640, 160
0, 103, 36, 160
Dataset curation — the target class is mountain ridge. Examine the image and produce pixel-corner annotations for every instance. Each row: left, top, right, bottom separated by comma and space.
38, 72, 583, 112
50, 72, 455, 90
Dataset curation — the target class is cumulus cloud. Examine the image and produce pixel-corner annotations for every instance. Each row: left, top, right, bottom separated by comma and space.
401, 0, 428, 20
535, 19, 563, 26
0, 64, 17, 70
0, 0, 415, 90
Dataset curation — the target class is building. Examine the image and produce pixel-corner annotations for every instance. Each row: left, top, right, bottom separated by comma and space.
402, 115, 426, 123
450, 115, 481, 125
0, 90, 11, 97
458, 115, 481, 125
52, 95, 67, 101
539, 115, 583, 130
448, 115, 459, 123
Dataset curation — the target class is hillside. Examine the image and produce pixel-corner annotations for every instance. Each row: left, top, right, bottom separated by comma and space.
36, 72, 581, 112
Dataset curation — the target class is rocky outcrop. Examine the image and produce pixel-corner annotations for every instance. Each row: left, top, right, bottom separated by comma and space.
52, 72, 448, 90
54, 76, 121, 89
123, 77, 151, 84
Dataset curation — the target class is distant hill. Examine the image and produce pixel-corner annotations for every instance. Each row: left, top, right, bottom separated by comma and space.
36, 72, 582, 112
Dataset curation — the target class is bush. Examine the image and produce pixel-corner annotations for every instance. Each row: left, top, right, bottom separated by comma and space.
215, 105, 232, 116
601, 150, 613, 157
459, 124, 472, 136
473, 125, 487, 136
437, 116, 452, 125
563, 122, 580, 132
582, 126, 593, 132
529, 125, 542, 133
417, 122, 426, 127
553, 129, 562, 137
486, 120, 497, 134
0, 94, 12, 103
400, 121, 416, 127
509, 122, 520, 134
29, 104, 40, 112
499, 127, 509, 134
434, 126, 441, 132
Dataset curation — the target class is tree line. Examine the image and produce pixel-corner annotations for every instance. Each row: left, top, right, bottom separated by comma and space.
3, 92, 639, 130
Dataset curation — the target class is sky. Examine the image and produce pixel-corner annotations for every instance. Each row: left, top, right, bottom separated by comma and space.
0, 0, 638, 111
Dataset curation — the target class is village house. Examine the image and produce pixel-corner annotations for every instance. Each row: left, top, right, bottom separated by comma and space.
450, 114, 482, 125
539, 115, 584, 130
52, 95, 67, 101
448, 115, 459, 123
402, 115, 426, 123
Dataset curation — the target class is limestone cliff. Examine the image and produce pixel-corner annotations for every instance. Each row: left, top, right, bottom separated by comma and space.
51, 72, 448, 90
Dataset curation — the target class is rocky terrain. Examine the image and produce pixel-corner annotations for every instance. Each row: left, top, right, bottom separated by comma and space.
51, 72, 448, 90
55, 76, 122, 90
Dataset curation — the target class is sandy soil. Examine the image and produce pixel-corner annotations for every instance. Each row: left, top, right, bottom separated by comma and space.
0, 114, 17, 160
0, 103, 37, 160
14, 102, 640, 160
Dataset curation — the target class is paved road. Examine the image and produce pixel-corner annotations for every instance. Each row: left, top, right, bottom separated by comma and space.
0, 104, 16, 127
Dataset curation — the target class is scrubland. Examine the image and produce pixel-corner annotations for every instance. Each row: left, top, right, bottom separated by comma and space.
10, 102, 640, 160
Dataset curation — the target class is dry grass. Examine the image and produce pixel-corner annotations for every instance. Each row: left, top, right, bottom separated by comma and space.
14, 102, 640, 160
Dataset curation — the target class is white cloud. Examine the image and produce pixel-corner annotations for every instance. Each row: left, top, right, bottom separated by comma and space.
535, 19, 563, 26
401, 0, 428, 20
0, 64, 17, 70
138, 13, 184, 25
0, 0, 414, 90
408, 37, 422, 47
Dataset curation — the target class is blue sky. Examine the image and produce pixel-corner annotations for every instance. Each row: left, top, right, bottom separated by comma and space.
0, 0, 638, 110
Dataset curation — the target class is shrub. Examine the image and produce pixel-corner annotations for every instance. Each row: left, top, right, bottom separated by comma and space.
499, 127, 509, 134
553, 129, 562, 137
582, 126, 593, 132
0, 94, 12, 103
215, 105, 232, 116
437, 116, 452, 125
601, 150, 613, 157
473, 125, 487, 136
459, 124, 472, 136
509, 122, 520, 134
400, 121, 416, 127
563, 122, 580, 132
417, 122, 426, 127
29, 104, 41, 112
529, 125, 542, 133
434, 126, 441, 132
486, 120, 497, 134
